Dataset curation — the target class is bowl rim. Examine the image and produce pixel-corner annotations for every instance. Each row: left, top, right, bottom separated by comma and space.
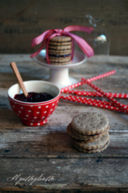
8, 80, 60, 105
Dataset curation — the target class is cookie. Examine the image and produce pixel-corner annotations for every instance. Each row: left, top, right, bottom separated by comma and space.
49, 36, 72, 44
73, 139, 110, 153
73, 132, 109, 151
48, 49, 72, 55
47, 35, 73, 65
69, 112, 109, 136
48, 55, 72, 64
48, 44, 72, 50
67, 124, 110, 142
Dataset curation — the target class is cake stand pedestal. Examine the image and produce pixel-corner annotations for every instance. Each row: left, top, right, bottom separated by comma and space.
34, 49, 87, 88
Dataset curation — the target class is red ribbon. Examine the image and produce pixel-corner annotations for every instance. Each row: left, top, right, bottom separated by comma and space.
31, 25, 94, 63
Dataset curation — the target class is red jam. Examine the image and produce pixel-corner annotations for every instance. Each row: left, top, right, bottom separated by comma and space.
14, 92, 54, 102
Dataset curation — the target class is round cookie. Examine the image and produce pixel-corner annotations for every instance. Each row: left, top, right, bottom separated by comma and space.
48, 35, 73, 64
48, 44, 72, 50
73, 132, 110, 151
70, 112, 109, 136
49, 36, 72, 44
48, 55, 72, 64
67, 124, 109, 142
73, 139, 110, 153
48, 49, 72, 55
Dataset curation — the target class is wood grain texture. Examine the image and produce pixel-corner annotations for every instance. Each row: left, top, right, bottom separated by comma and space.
0, 0, 128, 55
0, 54, 128, 192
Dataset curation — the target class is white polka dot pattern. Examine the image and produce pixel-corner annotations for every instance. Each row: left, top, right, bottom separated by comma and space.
60, 70, 128, 114
60, 95, 127, 113
61, 70, 116, 93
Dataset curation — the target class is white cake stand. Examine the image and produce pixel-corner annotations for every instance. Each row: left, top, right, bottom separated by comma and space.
33, 49, 87, 88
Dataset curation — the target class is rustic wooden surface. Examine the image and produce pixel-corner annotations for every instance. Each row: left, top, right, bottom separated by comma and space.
0, 54, 128, 192
0, 0, 128, 55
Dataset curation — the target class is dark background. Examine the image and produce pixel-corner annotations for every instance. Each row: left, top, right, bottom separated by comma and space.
0, 0, 128, 55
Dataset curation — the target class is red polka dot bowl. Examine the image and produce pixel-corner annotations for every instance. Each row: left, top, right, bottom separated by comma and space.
8, 80, 60, 126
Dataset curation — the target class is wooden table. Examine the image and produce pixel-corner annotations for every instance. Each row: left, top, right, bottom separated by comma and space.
0, 54, 128, 192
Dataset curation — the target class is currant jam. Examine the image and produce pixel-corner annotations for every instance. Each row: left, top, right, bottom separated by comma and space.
14, 92, 54, 102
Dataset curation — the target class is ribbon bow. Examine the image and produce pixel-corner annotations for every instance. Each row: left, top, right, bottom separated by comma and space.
31, 25, 94, 63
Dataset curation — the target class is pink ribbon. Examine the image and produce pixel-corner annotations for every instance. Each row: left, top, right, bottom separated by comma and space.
31, 25, 94, 63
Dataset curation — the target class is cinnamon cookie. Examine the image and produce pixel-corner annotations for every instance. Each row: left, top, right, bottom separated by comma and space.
67, 112, 110, 153
48, 35, 73, 65
73, 139, 110, 153
67, 125, 109, 142
69, 112, 109, 136
73, 132, 109, 150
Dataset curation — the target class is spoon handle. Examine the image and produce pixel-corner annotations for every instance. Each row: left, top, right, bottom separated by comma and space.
10, 62, 28, 97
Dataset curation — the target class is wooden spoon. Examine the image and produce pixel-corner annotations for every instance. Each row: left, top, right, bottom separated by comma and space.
10, 62, 28, 97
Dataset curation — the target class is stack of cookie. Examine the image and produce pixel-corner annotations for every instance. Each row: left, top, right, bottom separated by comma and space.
47, 35, 72, 65
67, 112, 110, 153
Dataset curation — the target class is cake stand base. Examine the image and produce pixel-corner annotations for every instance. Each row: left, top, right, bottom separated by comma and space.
49, 67, 77, 88
34, 49, 86, 89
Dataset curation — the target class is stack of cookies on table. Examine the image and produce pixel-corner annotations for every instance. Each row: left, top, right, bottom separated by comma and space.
47, 35, 73, 65
67, 112, 110, 153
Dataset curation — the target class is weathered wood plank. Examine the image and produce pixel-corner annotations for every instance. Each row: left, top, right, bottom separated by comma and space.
0, 105, 128, 158
0, 54, 128, 91
0, 158, 128, 192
